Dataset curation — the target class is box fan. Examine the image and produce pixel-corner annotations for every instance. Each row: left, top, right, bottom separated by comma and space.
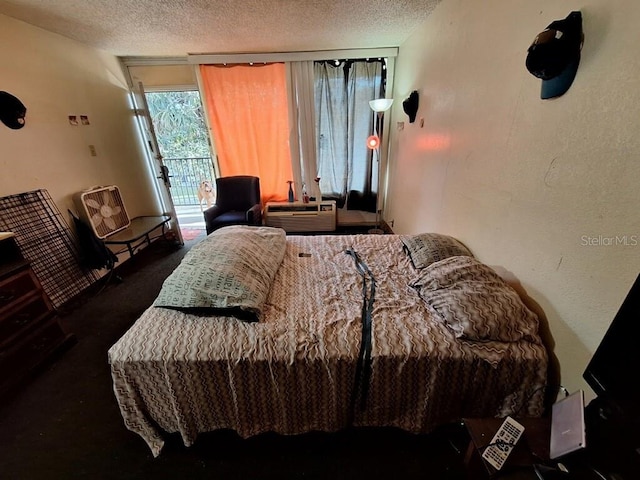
74, 185, 130, 239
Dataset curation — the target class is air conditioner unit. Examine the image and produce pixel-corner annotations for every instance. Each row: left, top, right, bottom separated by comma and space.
73, 185, 131, 239
264, 201, 336, 233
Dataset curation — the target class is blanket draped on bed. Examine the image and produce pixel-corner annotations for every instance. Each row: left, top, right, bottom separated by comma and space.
344, 247, 376, 415
109, 233, 548, 457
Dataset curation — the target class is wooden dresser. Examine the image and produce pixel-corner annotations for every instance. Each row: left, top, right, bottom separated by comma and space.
0, 232, 75, 395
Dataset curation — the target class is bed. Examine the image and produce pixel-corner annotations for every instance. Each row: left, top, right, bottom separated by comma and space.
108, 226, 548, 457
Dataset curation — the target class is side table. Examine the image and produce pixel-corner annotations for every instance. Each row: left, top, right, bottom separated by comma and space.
103, 215, 172, 257
463, 417, 551, 478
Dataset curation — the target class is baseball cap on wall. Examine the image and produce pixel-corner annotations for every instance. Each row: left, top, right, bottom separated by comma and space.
526, 11, 583, 99
0, 91, 27, 129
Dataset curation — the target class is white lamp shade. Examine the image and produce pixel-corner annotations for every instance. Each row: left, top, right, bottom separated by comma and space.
369, 98, 394, 113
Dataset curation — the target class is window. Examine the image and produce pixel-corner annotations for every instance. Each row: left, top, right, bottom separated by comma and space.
314, 59, 385, 209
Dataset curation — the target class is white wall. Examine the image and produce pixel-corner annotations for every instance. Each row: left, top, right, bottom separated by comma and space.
387, 0, 640, 398
0, 14, 158, 218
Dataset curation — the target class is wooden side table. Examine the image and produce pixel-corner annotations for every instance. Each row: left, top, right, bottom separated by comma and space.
463, 417, 551, 478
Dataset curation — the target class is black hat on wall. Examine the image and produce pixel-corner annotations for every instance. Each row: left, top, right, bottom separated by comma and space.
402, 90, 419, 123
0, 91, 27, 129
526, 11, 583, 99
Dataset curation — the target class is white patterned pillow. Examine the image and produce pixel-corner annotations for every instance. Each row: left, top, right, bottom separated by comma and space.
410, 256, 539, 342
154, 225, 286, 321
400, 233, 473, 269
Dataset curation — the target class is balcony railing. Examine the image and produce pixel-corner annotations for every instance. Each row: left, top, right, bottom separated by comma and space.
163, 157, 216, 206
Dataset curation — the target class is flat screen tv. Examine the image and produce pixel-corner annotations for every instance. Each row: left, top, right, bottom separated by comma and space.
583, 273, 640, 424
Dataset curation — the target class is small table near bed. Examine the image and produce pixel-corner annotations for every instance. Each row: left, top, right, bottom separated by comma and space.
463, 417, 551, 478
104, 214, 171, 257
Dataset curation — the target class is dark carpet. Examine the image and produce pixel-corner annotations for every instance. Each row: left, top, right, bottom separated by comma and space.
0, 236, 469, 480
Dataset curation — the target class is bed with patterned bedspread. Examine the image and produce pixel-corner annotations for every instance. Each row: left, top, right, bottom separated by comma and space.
108, 226, 548, 457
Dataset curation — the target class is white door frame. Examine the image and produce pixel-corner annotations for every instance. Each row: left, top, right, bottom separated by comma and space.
128, 79, 184, 245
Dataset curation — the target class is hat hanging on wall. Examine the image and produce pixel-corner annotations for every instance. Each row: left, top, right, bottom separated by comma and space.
526, 11, 583, 100
0, 91, 27, 129
402, 90, 419, 123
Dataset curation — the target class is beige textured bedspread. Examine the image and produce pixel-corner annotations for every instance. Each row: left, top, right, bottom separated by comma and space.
108, 234, 548, 456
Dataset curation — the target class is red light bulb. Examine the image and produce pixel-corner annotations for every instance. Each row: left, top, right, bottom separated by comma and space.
366, 135, 380, 149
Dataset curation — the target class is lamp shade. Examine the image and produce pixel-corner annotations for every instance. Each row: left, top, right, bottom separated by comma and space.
369, 98, 394, 113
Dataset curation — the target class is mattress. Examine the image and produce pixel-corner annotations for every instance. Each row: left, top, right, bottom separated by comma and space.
108, 233, 548, 456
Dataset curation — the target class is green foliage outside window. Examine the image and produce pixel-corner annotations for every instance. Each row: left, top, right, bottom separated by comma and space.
145, 91, 215, 205
146, 91, 210, 159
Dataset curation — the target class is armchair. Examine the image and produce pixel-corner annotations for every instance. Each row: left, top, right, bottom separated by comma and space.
203, 176, 262, 234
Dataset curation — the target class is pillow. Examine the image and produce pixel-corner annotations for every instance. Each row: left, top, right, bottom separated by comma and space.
400, 233, 473, 269
154, 225, 286, 321
410, 256, 539, 342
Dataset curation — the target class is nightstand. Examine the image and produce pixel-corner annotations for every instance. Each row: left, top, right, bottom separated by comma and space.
463, 417, 551, 479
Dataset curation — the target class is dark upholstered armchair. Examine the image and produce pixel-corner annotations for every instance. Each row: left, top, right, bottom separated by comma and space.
203, 176, 262, 234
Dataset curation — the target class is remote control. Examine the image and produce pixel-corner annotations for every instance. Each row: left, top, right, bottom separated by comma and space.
481, 416, 525, 471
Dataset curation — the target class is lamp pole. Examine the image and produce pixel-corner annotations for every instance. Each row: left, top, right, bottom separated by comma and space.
367, 99, 393, 235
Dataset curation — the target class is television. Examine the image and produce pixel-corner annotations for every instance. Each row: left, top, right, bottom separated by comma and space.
583, 273, 640, 424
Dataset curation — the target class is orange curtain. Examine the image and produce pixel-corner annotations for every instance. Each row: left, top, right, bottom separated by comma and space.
200, 63, 293, 203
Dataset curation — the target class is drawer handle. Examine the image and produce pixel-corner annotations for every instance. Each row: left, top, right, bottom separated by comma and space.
13, 314, 34, 326
0, 290, 17, 303
32, 337, 52, 351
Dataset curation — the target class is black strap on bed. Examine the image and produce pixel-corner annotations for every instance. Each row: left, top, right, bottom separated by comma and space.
345, 247, 376, 416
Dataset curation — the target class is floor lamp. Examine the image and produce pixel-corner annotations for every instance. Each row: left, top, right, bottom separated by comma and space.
367, 98, 393, 235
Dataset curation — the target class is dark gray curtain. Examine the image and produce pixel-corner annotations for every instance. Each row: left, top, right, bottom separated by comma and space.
314, 60, 384, 209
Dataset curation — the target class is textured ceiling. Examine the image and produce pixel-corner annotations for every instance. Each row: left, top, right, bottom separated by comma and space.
0, 0, 442, 57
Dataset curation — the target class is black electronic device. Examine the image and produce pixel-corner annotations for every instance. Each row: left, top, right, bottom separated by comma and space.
582, 273, 640, 477
583, 273, 640, 423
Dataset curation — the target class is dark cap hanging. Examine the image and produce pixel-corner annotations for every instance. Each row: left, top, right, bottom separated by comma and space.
402, 90, 419, 123
0, 91, 27, 129
526, 11, 583, 99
